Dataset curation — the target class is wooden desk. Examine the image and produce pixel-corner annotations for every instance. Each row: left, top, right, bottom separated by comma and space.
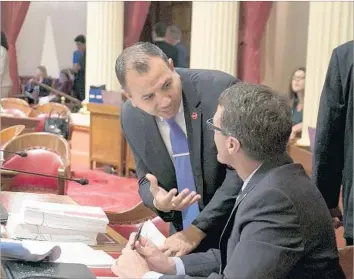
87, 103, 125, 175
70, 113, 90, 168
0, 170, 17, 191
0, 115, 39, 133
288, 144, 312, 176
0, 191, 127, 252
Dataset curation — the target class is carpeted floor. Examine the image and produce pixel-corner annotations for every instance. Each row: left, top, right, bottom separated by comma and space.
68, 167, 141, 212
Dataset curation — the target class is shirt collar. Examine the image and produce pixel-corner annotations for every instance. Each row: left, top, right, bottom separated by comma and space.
241, 164, 262, 191
158, 98, 184, 122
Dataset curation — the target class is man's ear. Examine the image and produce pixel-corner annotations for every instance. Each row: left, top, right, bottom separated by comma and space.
228, 137, 241, 155
122, 89, 136, 107
168, 58, 175, 71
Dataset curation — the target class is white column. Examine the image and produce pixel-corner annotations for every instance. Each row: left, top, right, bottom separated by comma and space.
85, 2, 124, 101
190, 2, 239, 76
297, 2, 353, 146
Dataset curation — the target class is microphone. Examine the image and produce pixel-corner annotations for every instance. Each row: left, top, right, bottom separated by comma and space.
0, 150, 27, 157
0, 167, 89, 185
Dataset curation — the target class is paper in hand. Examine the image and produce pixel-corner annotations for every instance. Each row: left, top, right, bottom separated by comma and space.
139, 220, 166, 247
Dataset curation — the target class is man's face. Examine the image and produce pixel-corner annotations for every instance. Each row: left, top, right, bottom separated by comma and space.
76, 42, 85, 52
124, 57, 182, 119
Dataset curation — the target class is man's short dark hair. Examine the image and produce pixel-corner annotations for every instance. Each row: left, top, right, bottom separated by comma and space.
219, 83, 292, 161
74, 34, 86, 44
115, 42, 169, 91
154, 22, 167, 38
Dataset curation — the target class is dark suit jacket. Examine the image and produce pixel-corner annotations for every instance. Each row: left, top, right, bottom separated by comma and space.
121, 69, 243, 245
312, 40, 353, 240
155, 41, 179, 67
161, 154, 345, 279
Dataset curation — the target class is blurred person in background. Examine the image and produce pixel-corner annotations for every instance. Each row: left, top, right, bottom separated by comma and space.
288, 67, 306, 140
166, 25, 189, 68
0, 31, 12, 98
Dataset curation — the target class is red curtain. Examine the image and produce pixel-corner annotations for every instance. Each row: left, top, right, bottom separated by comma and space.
237, 2, 273, 84
124, 1, 151, 48
1, 1, 30, 95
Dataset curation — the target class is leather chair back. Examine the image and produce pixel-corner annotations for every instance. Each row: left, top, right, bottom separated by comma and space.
2, 132, 71, 195
0, 98, 32, 117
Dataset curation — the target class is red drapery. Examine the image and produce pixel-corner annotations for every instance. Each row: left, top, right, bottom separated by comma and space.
1, 1, 30, 95
237, 2, 273, 83
124, 1, 151, 48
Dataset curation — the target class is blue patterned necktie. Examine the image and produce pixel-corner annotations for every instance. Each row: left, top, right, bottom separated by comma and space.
165, 118, 200, 229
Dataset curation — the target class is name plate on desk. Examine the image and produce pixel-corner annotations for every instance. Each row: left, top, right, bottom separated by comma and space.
89, 85, 105, 104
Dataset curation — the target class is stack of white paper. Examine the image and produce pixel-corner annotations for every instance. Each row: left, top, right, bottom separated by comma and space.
6, 201, 109, 245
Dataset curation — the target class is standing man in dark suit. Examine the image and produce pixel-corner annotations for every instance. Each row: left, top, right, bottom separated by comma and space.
153, 22, 179, 67
112, 83, 345, 279
115, 42, 243, 256
312, 40, 353, 245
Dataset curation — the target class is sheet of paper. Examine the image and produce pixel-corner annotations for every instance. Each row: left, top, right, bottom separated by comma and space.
140, 220, 166, 247
0, 239, 61, 262
52, 242, 114, 268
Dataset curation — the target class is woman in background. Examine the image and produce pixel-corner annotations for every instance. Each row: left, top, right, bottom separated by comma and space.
0, 31, 12, 98
24, 65, 52, 104
289, 67, 306, 140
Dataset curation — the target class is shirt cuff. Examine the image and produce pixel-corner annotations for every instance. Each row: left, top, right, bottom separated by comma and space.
142, 271, 164, 278
172, 256, 186, 275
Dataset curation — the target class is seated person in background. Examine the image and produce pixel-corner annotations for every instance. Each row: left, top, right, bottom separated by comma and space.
48, 69, 74, 103
24, 65, 52, 104
112, 83, 345, 279
289, 67, 306, 140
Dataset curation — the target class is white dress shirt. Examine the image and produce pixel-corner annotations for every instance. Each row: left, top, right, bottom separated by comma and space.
155, 100, 187, 159
142, 165, 262, 278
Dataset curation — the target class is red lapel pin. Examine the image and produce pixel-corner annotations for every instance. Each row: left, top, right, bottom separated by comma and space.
191, 112, 198, 120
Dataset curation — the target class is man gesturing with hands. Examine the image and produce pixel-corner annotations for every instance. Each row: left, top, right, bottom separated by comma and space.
147, 174, 201, 213
116, 42, 242, 255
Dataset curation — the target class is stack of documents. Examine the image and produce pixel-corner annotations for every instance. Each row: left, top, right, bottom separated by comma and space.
6, 201, 109, 245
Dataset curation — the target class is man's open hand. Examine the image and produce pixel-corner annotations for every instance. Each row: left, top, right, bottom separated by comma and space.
147, 174, 201, 212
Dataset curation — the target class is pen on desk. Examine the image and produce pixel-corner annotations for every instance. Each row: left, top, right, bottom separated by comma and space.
131, 225, 143, 250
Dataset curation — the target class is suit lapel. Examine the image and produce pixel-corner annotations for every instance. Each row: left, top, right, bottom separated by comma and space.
143, 114, 176, 190
180, 71, 204, 195
218, 153, 294, 268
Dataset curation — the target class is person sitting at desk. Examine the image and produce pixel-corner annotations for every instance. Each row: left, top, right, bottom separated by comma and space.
24, 66, 52, 104
288, 67, 306, 140
112, 83, 345, 279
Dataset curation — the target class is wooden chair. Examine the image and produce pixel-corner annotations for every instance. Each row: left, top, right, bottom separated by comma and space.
0, 98, 32, 117
29, 102, 71, 118
0, 125, 25, 147
339, 246, 353, 279
1, 132, 71, 195
125, 142, 136, 177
